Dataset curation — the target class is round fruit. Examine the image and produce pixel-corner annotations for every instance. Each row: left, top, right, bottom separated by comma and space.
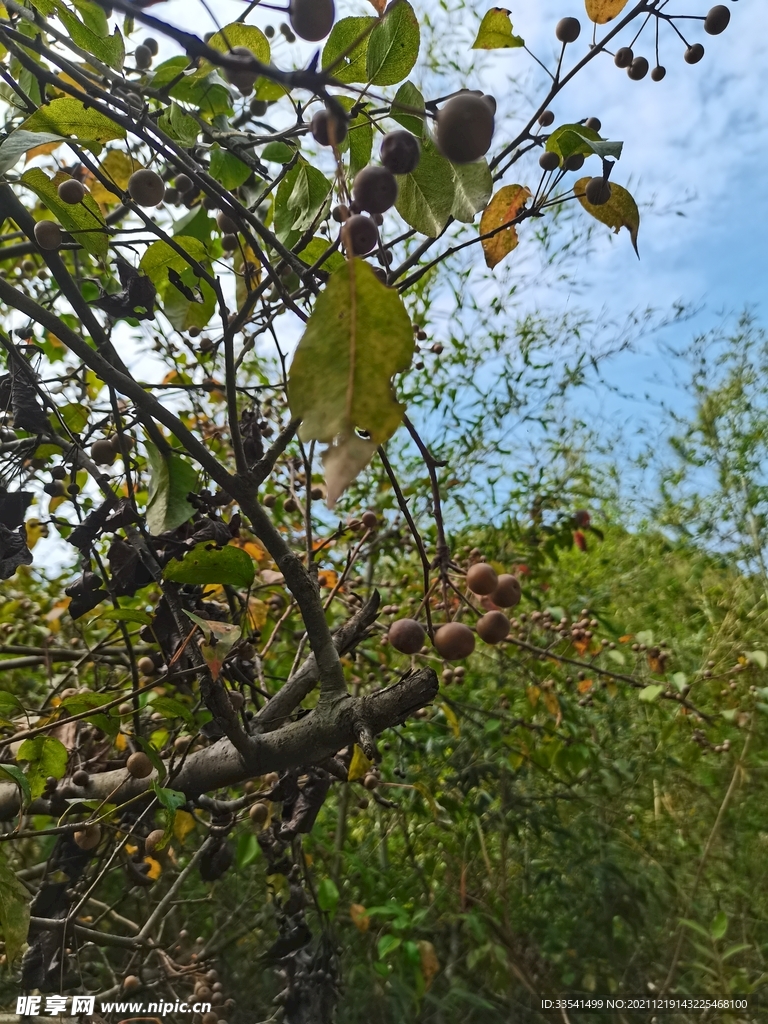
628, 56, 649, 79
380, 130, 421, 175
143, 36, 159, 55
112, 433, 134, 452
229, 690, 245, 711
250, 97, 268, 117
388, 618, 426, 655
539, 151, 560, 172
466, 562, 498, 595
91, 438, 115, 465
684, 43, 705, 64
225, 46, 258, 93
556, 17, 581, 43
137, 656, 156, 676
134, 43, 152, 70
45, 480, 66, 497
217, 211, 238, 234
34, 220, 61, 250
352, 166, 398, 215
332, 204, 350, 223
584, 117, 601, 132
127, 751, 153, 779
222, 233, 238, 252
361, 510, 378, 529
123, 976, 141, 993
482, 94, 497, 115
492, 574, 521, 608
538, 110, 555, 127
289, 0, 335, 41
58, 178, 86, 204
704, 5, 730, 35
564, 153, 585, 171
342, 214, 379, 255
476, 611, 511, 645
128, 169, 165, 207
434, 622, 475, 661
614, 46, 633, 68
651, 65, 666, 82
310, 107, 348, 147
584, 177, 612, 205
74, 824, 101, 850
363, 773, 379, 791
436, 93, 495, 164
249, 801, 269, 824
73, 769, 90, 787
145, 828, 165, 853
175, 173, 193, 196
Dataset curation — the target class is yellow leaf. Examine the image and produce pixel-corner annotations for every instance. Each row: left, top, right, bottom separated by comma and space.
480, 184, 531, 269
350, 903, 370, 931
114, 732, 127, 751
440, 701, 460, 738
412, 781, 438, 819
25, 519, 45, 550
234, 244, 262, 310
173, 810, 196, 843
248, 598, 268, 630
527, 684, 540, 708
86, 151, 141, 205
577, 678, 593, 694
585, 0, 630, 24
144, 856, 162, 880
544, 690, 561, 724
606, 682, 618, 699
418, 940, 440, 989
575, 177, 640, 256
348, 744, 373, 781
317, 568, 338, 589
25, 140, 63, 162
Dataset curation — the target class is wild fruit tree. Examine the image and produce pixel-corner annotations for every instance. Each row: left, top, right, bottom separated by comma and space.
0, 0, 736, 1020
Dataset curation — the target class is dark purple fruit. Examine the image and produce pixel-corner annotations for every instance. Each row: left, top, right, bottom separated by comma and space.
584, 177, 612, 205
539, 151, 560, 172
352, 166, 398, 214
143, 37, 159, 56
628, 56, 649, 80
34, 220, 61, 250
651, 65, 666, 81
175, 173, 193, 195
388, 618, 426, 655
73, 769, 90, 787
310, 108, 348, 147
58, 178, 86, 204
225, 46, 258, 94
128, 169, 165, 206
564, 153, 585, 171
556, 17, 581, 43
217, 211, 238, 234
342, 214, 378, 255
250, 98, 268, 117
91, 438, 115, 465
684, 43, 704, 64
135, 44, 152, 70
436, 93, 495, 164
332, 204, 350, 223
290, 0, 335, 41
584, 117, 601, 133
614, 46, 633, 68
704, 5, 730, 35
380, 130, 421, 175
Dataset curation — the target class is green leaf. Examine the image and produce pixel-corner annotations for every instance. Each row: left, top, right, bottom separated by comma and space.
51, 0, 125, 69
472, 8, 524, 49
378, 934, 402, 959
344, 109, 373, 179
261, 141, 295, 164
0, 845, 31, 963
0, 691, 24, 716
153, 782, 186, 813
161, 265, 217, 331
322, 16, 375, 84
451, 159, 492, 222
184, 611, 241, 677
137, 738, 166, 781
0, 130, 64, 175
395, 135, 455, 237
206, 23, 270, 64
21, 97, 126, 143
144, 442, 198, 536
0, 764, 31, 810
638, 684, 663, 703
575, 176, 640, 256
746, 650, 767, 670
391, 81, 426, 136
158, 103, 199, 147
274, 159, 332, 249
139, 236, 209, 285
710, 911, 728, 941
296, 236, 346, 274
317, 877, 340, 916
236, 831, 260, 868
546, 124, 623, 163
367, 0, 420, 86
16, 736, 68, 799
22, 167, 108, 259
151, 696, 194, 726
209, 145, 252, 189
163, 542, 256, 588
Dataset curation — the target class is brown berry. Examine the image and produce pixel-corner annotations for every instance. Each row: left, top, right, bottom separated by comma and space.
564, 153, 585, 171
539, 151, 560, 172
466, 562, 498, 596
434, 622, 475, 661
361, 510, 378, 529
229, 690, 245, 711
250, 97, 268, 117
249, 801, 269, 825
137, 656, 156, 676
584, 177, 612, 205
72, 769, 90, 787
34, 220, 62, 250
289, 0, 335, 41
332, 204, 351, 223
684, 43, 704, 64
128, 169, 165, 207
145, 828, 165, 853
311, 108, 348, 147
538, 110, 555, 127
222, 233, 238, 252
74, 824, 101, 850
91, 438, 115, 465
352, 166, 398, 215
127, 751, 153, 779
217, 211, 238, 234
614, 46, 633, 68
283, 496, 298, 512
224, 46, 258, 93
123, 976, 141, 993
363, 773, 378, 790
342, 214, 379, 255
651, 65, 666, 81
436, 93, 495, 164
584, 117, 601, 132
388, 618, 426, 655
628, 56, 649, 79
380, 130, 421, 175
492, 574, 521, 608
135, 44, 152, 70
58, 178, 86, 204
704, 5, 730, 35
556, 17, 581, 43
477, 611, 511, 645
143, 36, 159, 55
